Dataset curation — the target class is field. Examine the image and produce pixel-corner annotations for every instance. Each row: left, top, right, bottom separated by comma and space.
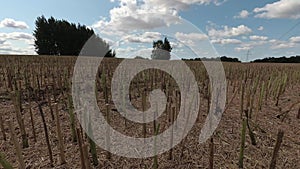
0, 55, 299, 168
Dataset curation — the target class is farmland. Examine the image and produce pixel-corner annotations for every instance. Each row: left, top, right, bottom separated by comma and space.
0, 55, 299, 168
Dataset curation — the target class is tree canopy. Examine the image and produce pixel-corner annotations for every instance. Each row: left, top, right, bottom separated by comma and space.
252, 56, 300, 63
151, 37, 172, 60
33, 16, 115, 57
182, 56, 241, 62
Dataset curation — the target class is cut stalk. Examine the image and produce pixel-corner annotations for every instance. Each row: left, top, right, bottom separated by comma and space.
12, 90, 28, 148
67, 93, 77, 143
270, 130, 284, 169
54, 103, 66, 164
47, 88, 54, 120
105, 104, 111, 160
88, 121, 99, 166
76, 128, 86, 169
238, 119, 247, 169
37, 103, 54, 167
27, 102, 36, 142
8, 120, 26, 169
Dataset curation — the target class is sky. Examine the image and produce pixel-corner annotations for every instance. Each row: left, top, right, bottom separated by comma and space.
0, 0, 300, 61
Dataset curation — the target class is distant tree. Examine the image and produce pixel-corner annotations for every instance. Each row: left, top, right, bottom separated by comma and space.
151, 37, 172, 60
220, 56, 241, 62
252, 56, 300, 63
33, 16, 115, 57
182, 56, 241, 62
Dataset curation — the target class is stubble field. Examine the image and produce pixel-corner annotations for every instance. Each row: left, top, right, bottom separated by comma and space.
0, 55, 299, 168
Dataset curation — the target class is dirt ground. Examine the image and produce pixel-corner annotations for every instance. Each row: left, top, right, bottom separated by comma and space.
0, 61, 300, 169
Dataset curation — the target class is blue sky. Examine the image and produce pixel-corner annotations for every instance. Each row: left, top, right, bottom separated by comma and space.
0, 0, 300, 61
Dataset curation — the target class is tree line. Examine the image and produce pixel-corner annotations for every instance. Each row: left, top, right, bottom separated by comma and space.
252, 56, 300, 63
183, 56, 241, 62
33, 16, 115, 57
33, 16, 174, 59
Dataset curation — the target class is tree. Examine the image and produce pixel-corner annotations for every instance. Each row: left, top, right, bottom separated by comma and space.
33, 16, 115, 57
151, 37, 172, 60
220, 56, 241, 62
252, 56, 300, 63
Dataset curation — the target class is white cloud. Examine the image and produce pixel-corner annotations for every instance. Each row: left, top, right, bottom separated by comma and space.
145, 0, 227, 9
235, 46, 252, 52
269, 39, 295, 49
234, 10, 250, 19
0, 32, 34, 48
93, 0, 227, 35
0, 32, 35, 54
0, 43, 35, 55
117, 47, 153, 58
175, 32, 208, 41
122, 31, 162, 43
0, 32, 34, 42
175, 32, 209, 46
116, 46, 136, 53
258, 26, 264, 31
211, 38, 242, 45
234, 39, 269, 52
271, 43, 295, 49
92, 1, 180, 35
170, 41, 184, 49
289, 36, 300, 43
254, 0, 300, 19
208, 25, 252, 38
249, 35, 268, 41
0, 39, 6, 45
0, 18, 29, 29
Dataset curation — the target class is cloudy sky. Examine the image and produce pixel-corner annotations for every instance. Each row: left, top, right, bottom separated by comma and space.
0, 0, 300, 61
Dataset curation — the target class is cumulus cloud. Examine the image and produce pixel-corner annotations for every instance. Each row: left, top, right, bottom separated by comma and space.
170, 41, 184, 49
208, 25, 252, 38
145, 0, 227, 9
211, 38, 242, 45
122, 32, 162, 43
235, 46, 252, 52
0, 32, 34, 42
92, 0, 180, 35
271, 43, 295, 49
234, 10, 250, 19
2, 32, 33, 45
0, 18, 29, 29
254, 0, 300, 19
249, 35, 268, 41
269, 39, 295, 49
116, 46, 136, 53
175, 32, 209, 46
175, 32, 208, 41
0, 43, 35, 55
93, 0, 227, 34
234, 39, 269, 52
289, 36, 300, 43
0, 39, 6, 45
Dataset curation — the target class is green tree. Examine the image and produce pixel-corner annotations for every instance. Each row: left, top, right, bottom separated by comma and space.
151, 37, 172, 60
33, 16, 115, 57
